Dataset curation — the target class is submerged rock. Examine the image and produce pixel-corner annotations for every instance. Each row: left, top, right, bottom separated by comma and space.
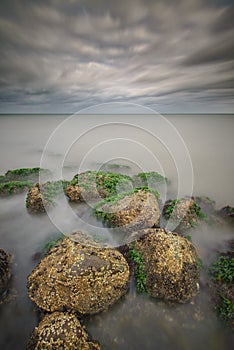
27, 312, 101, 350
94, 188, 160, 232
27, 235, 129, 314
218, 206, 234, 224
0, 248, 12, 303
162, 198, 206, 233
131, 228, 200, 303
66, 170, 132, 203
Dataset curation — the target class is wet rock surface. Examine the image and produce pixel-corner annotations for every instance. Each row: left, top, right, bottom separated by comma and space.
66, 171, 132, 203
132, 228, 200, 303
26, 312, 101, 350
26, 183, 52, 213
162, 198, 205, 233
95, 189, 160, 233
27, 234, 130, 314
0, 248, 12, 303
26, 181, 69, 213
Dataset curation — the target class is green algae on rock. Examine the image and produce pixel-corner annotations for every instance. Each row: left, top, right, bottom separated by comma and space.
27, 235, 130, 314
131, 228, 200, 303
0, 180, 33, 195
0, 167, 51, 184
26, 312, 101, 350
26, 180, 69, 213
162, 198, 207, 233
132, 171, 168, 188
94, 187, 160, 232
66, 170, 132, 203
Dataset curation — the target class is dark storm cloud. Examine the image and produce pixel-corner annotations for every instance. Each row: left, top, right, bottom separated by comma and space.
0, 0, 233, 113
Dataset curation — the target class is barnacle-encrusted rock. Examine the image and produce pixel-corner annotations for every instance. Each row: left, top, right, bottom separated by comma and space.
27, 235, 129, 314
26, 181, 69, 213
94, 188, 160, 232
26, 183, 51, 213
132, 228, 200, 303
27, 312, 101, 350
66, 171, 132, 203
163, 198, 206, 233
0, 248, 12, 303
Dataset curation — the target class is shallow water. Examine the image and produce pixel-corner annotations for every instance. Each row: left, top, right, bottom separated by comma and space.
0, 114, 234, 349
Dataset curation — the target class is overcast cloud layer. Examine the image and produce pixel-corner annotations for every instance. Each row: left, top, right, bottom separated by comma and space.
0, 0, 233, 113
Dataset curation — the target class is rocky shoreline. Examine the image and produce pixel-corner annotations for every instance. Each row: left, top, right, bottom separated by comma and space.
0, 167, 233, 349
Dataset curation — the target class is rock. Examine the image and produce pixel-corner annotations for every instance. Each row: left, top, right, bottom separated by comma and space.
132, 228, 200, 303
27, 235, 129, 314
0, 248, 12, 303
0, 181, 33, 196
26, 312, 101, 350
208, 252, 234, 330
94, 188, 160, 232
26, 183, 51, 213
162, 198, 206, 233
192, 196, 216, 216
66, 171, 132, 203
26, 181, 69, 213
132, 171, 168, 188
218, 206, 234, 224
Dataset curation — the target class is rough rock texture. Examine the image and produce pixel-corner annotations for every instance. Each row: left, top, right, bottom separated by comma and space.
0, 249, 12, 303
133, 228, 200, 303
27, 235, 129, 314
95, 189, 160, 232
163, 198, 203, 233
66, 171, 132, 203
27, 312, 101, 350
26, 183, 51, 213
218, 206, 234, 224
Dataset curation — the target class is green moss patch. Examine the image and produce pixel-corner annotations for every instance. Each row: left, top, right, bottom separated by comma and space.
70, 171, 132, 197
209, 256, 234, 284
41, 180, 70, 204
0, 167, 51, 184
0, 180, 33, 195
129, 248, 147, 293
133, 171, 168, 188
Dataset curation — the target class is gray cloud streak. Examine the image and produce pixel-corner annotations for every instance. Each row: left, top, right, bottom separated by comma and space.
0, 0, 233, 113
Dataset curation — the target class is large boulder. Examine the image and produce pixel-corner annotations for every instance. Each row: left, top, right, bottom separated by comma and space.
27, 234, 129, 314
94, 188, 160, 232
162, 198, 206, 233
66, 171, 132, 203
27, 312, 101, 350
131, 228, 200, 303
0, 248, 12, 303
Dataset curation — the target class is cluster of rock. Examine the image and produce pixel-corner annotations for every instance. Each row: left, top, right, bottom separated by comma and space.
1, 167, 234, 347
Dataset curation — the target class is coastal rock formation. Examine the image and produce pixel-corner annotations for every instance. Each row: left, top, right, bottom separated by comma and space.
26, 181, 69, 213
131, 228, 200, 303
26, 183, 51, 213
27, 235, 129, 314
66, 171, 132, 203
218, 206, 234, 225
0, 181, 33, 196
0, 248, 12, 303
27, 312, 101, 350
94, 188, 160, 232
162, 198, 206, 233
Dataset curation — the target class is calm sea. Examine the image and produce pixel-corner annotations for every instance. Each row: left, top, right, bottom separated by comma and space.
0, 114, 233, 349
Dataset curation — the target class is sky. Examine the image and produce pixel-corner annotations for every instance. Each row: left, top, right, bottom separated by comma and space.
0, 0, 233, 114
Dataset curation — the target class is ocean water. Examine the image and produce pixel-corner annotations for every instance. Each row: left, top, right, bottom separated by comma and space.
0, 114, 233, 349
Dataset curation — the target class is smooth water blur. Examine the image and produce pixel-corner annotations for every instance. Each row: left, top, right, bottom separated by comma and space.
0, 114, 234, 349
